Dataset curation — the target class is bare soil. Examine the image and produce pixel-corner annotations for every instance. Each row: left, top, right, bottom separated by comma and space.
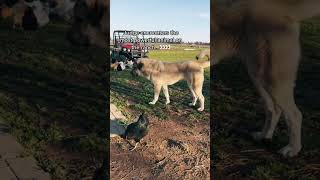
110, 115, 210, 180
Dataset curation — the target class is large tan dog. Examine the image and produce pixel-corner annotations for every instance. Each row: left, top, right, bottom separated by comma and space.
212, 0, 320, 157
132, 58, 210, 111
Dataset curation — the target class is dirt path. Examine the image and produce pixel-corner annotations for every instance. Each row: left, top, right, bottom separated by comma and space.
110, 114, 210, 179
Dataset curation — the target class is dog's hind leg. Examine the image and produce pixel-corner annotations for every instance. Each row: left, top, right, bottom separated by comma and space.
193, 74, 205, 111
194, 89, 204, 111
269, 66, 302, 157
242, 33, 281, 140
244, 35, 283, 141
149, 83, 161, 105
271, 82, 302, 157
268, 25, 302, 157
187, 82, 198, 106
249, 77, 282, 141
162, 85, 170, 105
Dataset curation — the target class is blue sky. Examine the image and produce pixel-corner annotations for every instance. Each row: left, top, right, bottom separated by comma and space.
110, 0, 210, 43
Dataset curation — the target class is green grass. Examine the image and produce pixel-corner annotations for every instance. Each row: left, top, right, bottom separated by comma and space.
111, 46, 210, 123
213, 19, 320, 179
148, 45, 208, 62
0, 20, 107, 179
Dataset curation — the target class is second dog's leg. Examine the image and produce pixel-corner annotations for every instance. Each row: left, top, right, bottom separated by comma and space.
149, 83, 161, 105
162, 85, 170, 104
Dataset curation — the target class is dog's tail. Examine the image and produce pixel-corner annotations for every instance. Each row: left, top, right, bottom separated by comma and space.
253, 0, 320, 21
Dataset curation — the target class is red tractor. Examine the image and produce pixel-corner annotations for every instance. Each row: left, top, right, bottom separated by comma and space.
111, 30, 148, 64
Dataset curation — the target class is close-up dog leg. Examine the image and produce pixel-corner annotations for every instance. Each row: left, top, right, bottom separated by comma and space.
149, 83, 161, 105
269, 27, 302, 157
162, 85, 170, 104
213, 0, 320, 178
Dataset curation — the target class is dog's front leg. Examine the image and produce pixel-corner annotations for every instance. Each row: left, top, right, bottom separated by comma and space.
149, 83, 161, 105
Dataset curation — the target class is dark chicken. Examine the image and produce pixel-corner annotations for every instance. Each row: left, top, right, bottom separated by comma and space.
124, 113, 149, 151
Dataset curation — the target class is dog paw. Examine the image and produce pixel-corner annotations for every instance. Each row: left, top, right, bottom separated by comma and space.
189, 103, 195, 106
197, 107, 204, 112
149, 101, 156, 105
278, 145, 301, 157
165, 101, 170, 105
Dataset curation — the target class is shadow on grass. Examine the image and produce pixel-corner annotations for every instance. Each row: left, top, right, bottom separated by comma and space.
0, 61, 106, 134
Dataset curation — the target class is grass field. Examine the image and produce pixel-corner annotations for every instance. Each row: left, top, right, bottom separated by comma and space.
213, 19, 320, 179
0, 20, 107, 179
110, 45, 210, 123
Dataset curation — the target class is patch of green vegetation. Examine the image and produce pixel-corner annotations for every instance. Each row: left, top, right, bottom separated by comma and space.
148, 46, 207, 62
